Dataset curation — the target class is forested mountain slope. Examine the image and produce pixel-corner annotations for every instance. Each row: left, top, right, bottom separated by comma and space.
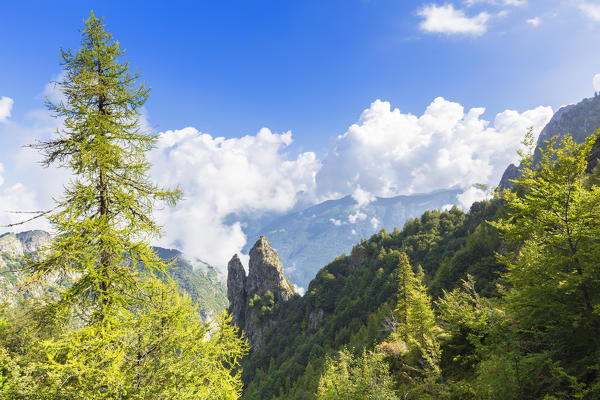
239, 199, 503, 399
0, 231, 227, 318
242, 188, 462, 289
238, 132, 600, 399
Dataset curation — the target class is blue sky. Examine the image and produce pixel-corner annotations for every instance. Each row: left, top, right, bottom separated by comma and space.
2, 1, 600, 152
1, 0, 600, 267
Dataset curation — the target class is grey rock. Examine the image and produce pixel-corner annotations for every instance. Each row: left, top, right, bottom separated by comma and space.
247, 236, 294, 302
16, 230, 51, 253
227, 254, 247, 327
226, 236, 295, 350
499, 95, 600, 189
0, 233, 24, 257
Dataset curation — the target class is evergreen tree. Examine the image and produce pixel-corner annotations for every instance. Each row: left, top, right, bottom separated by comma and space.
316, 349, 398, 400
7, 12, 249, 398
30, 11, 180, 319
493, 132, 600, 397
392, 252, 440, 376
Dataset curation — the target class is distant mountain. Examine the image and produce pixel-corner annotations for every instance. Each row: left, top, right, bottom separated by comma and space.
153, 247, 227, 319
0, 230, 227, 318
242, 188, 462, 289
499, 94, 600, 189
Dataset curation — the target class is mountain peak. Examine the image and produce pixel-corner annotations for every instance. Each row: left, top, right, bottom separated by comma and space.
248, 236, 295, 301
499, 95, 600, 189
227, 236, 295, 349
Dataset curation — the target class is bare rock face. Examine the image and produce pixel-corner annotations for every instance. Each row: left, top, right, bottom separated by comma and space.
247, 236, 295, 302
227, 254, 247, 327
226, 236, 295, 350
0, 230, 51, 257
0, 233, 24, 257
16, 230, 51, 253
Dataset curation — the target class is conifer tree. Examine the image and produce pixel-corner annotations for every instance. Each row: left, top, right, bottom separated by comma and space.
30, 11, 180, 319
392, 252, 440, 376
14, 12, 249, 398
316, 349, 399, 400
379, 251, 442, 396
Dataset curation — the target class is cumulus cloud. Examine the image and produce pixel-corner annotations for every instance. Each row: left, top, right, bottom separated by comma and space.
457, 186, 488, 208
316, 97, 553, 205
0, 181, 51, 231
370, 217, 380, 229
418, 4, 490, 36
594, 74, 600, 92
330, 218, 343, 226
579, 2, 600, 22
351, 186, 375, 208
348, 210, 367, 224
150, 127, 320, 269
0, 97, 14, 122
527, 17, 541, 27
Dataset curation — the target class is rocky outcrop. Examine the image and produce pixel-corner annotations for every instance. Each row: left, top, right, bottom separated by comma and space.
16, 230, 50, 253
227, 236, 295, 349
0, 233, 25, 257
247, 236, 295, 302
227, 254, 247, 327
0, 230, 51, 257
498, 163, 521, 190
499, 96, 600, 190
586, 134, 600, 173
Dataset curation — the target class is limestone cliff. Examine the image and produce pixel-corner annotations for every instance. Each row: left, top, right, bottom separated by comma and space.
499, 95, 600, 189
227, 236, 295, 349
227, 254, 247, 327
0, 230, 50, 257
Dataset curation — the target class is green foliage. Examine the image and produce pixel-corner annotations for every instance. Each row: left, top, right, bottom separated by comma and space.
40, 279, 248, 400
240, 201, 502, 399
376, 252, 442, 398
0, 12, 248, 399
29, 11, 180, 319
316, 349, 399, 400
240, 130, 600, 399
491, 132, 600, 397
392, 253, 440, 376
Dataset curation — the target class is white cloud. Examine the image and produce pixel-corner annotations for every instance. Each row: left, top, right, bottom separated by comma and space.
330, 218, 343, 226
0, 97, 14, 122
351, 186, 375, 207
316, 98, 553, 201
150, 127, 320, 269
293, 284, 306, 296
594, 73, 600, 92
527, 17, 541, 27
348, 210, 367, 224
370, 217, 380, 229
579, 2, 600, 22
0, 183, 51, 231
418, 4, 490, 36
457, 186, 488, 208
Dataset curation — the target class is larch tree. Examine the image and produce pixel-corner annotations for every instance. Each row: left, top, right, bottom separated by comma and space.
14, 12, 248, 399
30, 11, 180, 320
378, 251, 442, 396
